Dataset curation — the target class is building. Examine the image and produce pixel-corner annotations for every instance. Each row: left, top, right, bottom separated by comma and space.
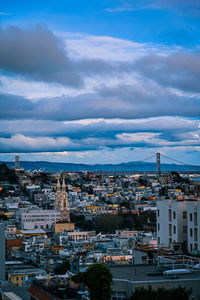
54, 221, 75, 234
110, 262, 200, 300
20, 207, 60, 230
0, 222, 5, 281
67, 231, 96, 241
56, 177, 70, 222
187, 200, 200, 255
54, 177, 75, 233
157, 199, 187, 248
7, 267, 44, 286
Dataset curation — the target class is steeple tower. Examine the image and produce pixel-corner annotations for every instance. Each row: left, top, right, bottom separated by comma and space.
56, 177, 61, 209
60, 178, 70, 222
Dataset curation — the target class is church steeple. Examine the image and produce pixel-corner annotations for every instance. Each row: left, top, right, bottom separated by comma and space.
60, 178, 70, 222
55, 175, 70, 222
56, 177, 61, 209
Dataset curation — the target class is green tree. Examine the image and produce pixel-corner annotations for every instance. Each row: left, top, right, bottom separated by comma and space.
73, 263, 113, 300
95, 214, 122, 233
54, 260, 70, 274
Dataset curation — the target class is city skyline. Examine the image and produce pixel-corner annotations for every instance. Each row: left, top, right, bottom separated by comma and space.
0, 0, 200, 164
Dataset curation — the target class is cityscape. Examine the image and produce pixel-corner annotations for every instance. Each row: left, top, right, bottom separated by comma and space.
0, 0, 200, 299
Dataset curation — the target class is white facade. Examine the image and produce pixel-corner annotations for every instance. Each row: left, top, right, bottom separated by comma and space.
22, 236, 45, 252
187, 201, 200, 254
68, 231, 96, 241
20, 208, 60, 230
157, 199, 187, 248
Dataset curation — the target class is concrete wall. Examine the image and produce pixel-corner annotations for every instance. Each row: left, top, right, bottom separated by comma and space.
0, 222, 5, 281
112, 278, 200, 300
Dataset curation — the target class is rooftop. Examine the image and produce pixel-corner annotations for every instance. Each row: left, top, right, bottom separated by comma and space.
109, 264, 200, 283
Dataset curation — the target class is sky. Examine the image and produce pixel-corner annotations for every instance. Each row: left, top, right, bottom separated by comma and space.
0, 0, 200, 165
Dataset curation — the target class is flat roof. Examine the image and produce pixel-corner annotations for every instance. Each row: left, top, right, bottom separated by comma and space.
109, 265, 200, 283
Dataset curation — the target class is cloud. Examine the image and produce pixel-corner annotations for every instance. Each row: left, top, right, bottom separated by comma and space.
0, 125, 199, 153
0, 116, 199, 153
106, 0, 200, 16
1, 81, 200, 122
64, 32, 178, 62
0, 26, 200, 158
0, 117, 198, 139
134, 53, 200, 93
0, 26, 82, 87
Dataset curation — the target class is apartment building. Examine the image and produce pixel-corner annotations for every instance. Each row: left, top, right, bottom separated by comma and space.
187, 200, 200, 254
157, 199, 187, 248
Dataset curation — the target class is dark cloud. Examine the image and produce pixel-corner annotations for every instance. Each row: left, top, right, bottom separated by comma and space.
0, 25, 132, 87
0, 117, 197, 139
0, 128, 199, 153
1, 87, 200, 122
0, 26, 82, 87
0, 26, 200, 95
134, 53, 200, 93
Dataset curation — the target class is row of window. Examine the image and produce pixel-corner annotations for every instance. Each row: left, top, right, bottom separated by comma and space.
24, 218, 59, 222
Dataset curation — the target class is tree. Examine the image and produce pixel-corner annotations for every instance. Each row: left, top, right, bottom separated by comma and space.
72, 263, 113, 300
95, 214, 122, 233
129, 286, 191, 300
54, 260, 70, 274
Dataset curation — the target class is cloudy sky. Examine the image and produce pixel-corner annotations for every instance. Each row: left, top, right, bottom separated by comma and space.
0, 0, 200, 165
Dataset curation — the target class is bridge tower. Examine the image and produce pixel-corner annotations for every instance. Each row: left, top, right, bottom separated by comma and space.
15, 156, 20, 169
156, 152, 161, 175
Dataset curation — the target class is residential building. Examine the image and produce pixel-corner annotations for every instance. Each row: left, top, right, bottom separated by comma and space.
157, 199, 187, 248
0, 222, 5, 281
187, 200, 200, 255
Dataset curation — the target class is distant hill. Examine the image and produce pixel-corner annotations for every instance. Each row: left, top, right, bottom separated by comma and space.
1, 160, 200, 172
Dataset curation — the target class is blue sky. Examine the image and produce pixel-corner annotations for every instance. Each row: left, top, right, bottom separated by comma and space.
0, 0, 200, 164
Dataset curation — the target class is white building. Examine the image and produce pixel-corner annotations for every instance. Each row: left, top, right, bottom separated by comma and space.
20, 207, 60, 230
157, 199, 187, 248
22, 236, 45, 252
68, 231, 96, 241
187, 200, 200, 255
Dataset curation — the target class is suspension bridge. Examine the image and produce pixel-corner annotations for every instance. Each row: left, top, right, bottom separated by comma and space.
94, 153, 200, 175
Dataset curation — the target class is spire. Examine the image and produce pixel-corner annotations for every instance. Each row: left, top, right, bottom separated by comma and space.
60, 177, 70, 222
62, 178, 66, 192
56, 177, 61, 209
57, 177, 61, 190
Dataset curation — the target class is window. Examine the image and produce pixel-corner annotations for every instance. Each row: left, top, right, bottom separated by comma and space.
112, 291, 127, 300
169, 209, 172, 222
190, 228, 193, 237
157, 209, 160, 217
173, 211, 176, 219
158, 224, 160, 231
173, 226, 176, 234
194, 228, 198, 242
190, 213, 193, 222
169, 224, 172, 236
183, 211, 187, 220
194, 212, 197, 226
194, 243, 198, 250
183, 226, 187, 234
